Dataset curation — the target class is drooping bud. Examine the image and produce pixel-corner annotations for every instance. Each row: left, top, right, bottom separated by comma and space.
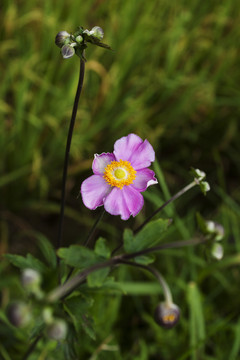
55, 31, 71, 48
90, 26, 104, 40
61, 44, 75, 59
154, 302, 180, 329
46, 319, 68, 341
7, 302, 32, 328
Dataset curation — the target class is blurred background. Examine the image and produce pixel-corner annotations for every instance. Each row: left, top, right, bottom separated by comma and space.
1, 0, 240, 359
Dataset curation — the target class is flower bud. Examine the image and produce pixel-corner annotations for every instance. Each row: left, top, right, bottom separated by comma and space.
46, 319, 68, 341
61, 44, 75, 59
21, 268, 41, 289
7, 302, 32, 328
205, 221, 224, 241
154, 302, 180, 329
90, 26, 104, 40
211, 243, 224, 260
55, 31, 71, 48
75, 35, 83, 43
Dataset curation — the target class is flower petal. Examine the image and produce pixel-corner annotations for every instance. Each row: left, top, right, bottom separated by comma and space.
114, 133, 155, 170
132, 169, 158, 191
128, 139, 155, 170
103, 185, 144, 220
81, 175, 111, 210
114, 133, 143, 162
92, 153, 116, 175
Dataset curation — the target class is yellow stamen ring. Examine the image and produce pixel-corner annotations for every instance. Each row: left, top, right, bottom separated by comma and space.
103, 159, 136, 189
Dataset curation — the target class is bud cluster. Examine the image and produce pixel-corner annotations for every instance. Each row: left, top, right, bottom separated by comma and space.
190, 168, 210, 195
197, 213, 224, 260
55, 26, 111, 60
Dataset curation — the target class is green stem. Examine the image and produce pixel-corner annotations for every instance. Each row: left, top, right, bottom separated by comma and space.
118, 260, 173, 304
47, 236, 207, 302
134, 180, 197, 235
22, 335, 42, 360
57, 57, 85, 251
84, 209, 105, 246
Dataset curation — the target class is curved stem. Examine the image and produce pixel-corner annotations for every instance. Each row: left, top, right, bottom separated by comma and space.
118, 260, 173, 304
57, 58, 85, 250
48, 236, 207, 302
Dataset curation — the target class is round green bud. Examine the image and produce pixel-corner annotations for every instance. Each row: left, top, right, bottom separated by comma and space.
7, 302, 32, 328
75, 35, 83, 43
46, 319, 68, 341
90, 26, 104, 40
55, 31, 71, 48
154, 302, 180, 329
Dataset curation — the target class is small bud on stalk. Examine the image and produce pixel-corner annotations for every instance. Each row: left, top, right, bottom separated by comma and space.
46, 319, 68, 341
7, 302, 32, 328
154, 302, 180, 329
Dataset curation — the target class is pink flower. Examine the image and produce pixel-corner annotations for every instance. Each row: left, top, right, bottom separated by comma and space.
81, 134, 158, 220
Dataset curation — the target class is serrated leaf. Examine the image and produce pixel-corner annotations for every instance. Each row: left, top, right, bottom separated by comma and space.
94, 237, 110, 259
58, 245, 103, 269
4, 253, 47, 273
87, 267, 110, 288
124, 219, 170, 253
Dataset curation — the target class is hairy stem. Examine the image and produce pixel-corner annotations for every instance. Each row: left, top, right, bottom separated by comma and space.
57, 58, 85, 250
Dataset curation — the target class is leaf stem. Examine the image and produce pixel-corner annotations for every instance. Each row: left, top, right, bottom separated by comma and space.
57, 58, 85, 251
48, 236, 207, 302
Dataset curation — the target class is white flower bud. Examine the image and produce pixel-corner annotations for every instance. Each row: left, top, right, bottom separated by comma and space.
90, 26, 104, 40
55, 31, 71, 48
211, 243, 224, 260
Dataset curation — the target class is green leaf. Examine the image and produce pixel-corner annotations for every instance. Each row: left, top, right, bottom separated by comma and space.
4, 253, 47, 273
87, 267, 110, 288
124, 218, 170, 253
58, 245, 103, 269
64, 294, 96, 340
123, 228, 134, 252
134, 254, 155, 265
94, 237, 111, 259
36, 233, 57, 268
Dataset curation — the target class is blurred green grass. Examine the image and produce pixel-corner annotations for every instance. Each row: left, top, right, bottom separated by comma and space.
1, 0, 240, 358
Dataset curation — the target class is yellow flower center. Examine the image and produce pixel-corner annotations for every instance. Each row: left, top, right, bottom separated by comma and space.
103, 159, 136, 189
163, 314, 176, 323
